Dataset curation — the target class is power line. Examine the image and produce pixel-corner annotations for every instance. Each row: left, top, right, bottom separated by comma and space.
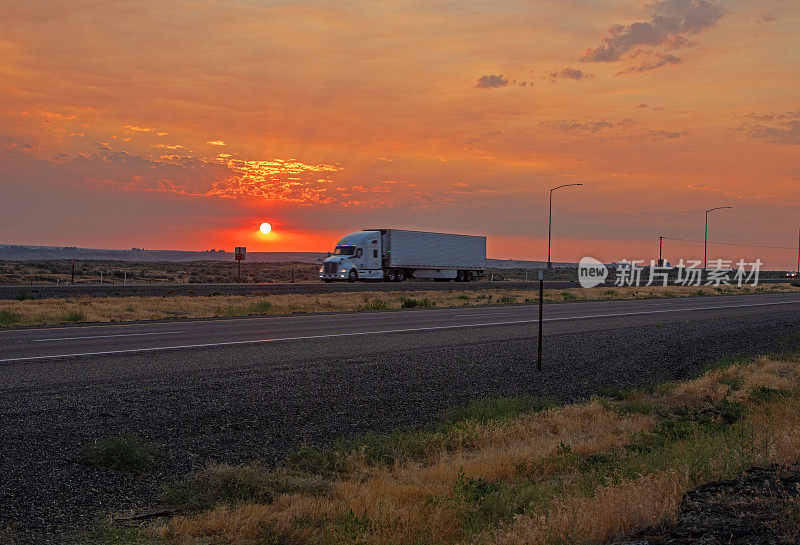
663, 236, 799, 251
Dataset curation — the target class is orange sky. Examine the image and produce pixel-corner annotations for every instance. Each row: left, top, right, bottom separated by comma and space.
1, 1, 799, 266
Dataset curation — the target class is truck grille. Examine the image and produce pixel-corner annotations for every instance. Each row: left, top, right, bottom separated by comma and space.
323, 262, 338, 274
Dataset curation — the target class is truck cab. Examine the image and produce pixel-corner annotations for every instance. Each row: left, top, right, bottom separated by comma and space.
319, 231, 383, 282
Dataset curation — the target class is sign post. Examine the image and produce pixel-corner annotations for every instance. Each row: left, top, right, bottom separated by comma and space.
537, 269, 544, 371
235, 247, 246, 283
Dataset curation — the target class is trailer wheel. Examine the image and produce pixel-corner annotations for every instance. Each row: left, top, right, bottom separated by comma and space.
456, 270, 466, 282
348, 270, 358, 283
387, 269, 396, 282
395, 269, 406, 282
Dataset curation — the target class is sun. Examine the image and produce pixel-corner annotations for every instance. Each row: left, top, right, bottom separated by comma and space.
259, 222, 272, 234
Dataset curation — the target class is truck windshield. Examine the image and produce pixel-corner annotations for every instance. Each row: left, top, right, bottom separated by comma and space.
333, 245, 356, 255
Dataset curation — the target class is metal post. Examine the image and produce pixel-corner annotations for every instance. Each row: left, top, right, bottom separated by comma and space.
797, 227, 799, 276
100, 270, 103, 284
704, 211, 708, 272
537, 270, 543, 372
547, 190, 553, 270
547, 184, 583, 270
123, 271, 127, 285
659, 236, 664, 266
704, 206, 733, 272
71, 259, 75, 285
291, 267, 295, 283
237, 260, 241, 283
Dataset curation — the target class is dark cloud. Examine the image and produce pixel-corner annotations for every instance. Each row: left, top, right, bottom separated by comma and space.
617, 52, 682, 74
581, 0, 723, 69
747, 121, 800, 145
548, 67, 594, 81
649, 129, 688, 139
743, 111, 800, 145
475, 74, 508, 88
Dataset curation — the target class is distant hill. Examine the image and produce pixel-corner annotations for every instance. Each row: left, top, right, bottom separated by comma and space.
0, 244, 579, 267
0, 245, 327, 263
487, 258, 577, 269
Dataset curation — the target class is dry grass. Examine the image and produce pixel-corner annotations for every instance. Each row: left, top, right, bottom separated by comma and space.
491, 471, 687, 545
2, 283, 798, 327
112, 355, 800, 545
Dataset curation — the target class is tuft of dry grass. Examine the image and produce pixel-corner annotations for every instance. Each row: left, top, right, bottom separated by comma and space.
2, 283, 798, 327
490, 471, 688, 545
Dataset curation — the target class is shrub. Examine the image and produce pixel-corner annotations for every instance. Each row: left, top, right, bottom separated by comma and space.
0, 310, 21, 326
361, 298, 389, 311
247, 300, 273, 314
62, 310, 86, 323
87, 435, 155, 472
162, 464, 328, 512
400, 297, 434, 309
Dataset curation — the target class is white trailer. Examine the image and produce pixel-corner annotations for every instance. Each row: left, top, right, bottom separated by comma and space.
319, 229, 486, 282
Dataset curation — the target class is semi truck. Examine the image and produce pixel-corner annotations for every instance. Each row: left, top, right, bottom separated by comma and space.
319, 229, 486, 282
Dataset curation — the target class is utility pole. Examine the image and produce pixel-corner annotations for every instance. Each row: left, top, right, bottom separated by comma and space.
797, 227, 799, 276
547, 183, 583, 270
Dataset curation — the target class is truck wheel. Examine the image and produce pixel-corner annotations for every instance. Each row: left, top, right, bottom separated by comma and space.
348, 270, 358, 283
395, 270, 405, 282
387, 269, 397, 282
456, 270, 466, 282
465, 271, 474, 282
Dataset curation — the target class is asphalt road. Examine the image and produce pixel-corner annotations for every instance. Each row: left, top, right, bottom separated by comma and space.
4, 292, 800, 543
3, 292, 800, 363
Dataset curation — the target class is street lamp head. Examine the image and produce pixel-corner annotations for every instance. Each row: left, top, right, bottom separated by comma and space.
550, 183, 584, 192
706, 205, 733, 213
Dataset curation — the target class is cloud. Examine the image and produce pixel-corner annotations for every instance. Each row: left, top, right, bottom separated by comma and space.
581, 0, 723, 70
544, 119, 631, 134
152, 144, 186, 150
206, 140, 226, 146
747, 121, 800, 145
649, 129, 688, 139
617, 52, 682, 74
742, 111, 800, 145
548, 67, 594, 81
125, 125, 155, 132
475, 74, 508, 89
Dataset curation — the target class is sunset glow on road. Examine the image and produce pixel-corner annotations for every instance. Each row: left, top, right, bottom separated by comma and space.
1, 1, 798, 266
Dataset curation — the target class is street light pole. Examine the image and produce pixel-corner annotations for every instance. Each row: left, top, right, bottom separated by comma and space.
547, 183, 583, 270
659, 236, 664, 266
704, 206, 733, 271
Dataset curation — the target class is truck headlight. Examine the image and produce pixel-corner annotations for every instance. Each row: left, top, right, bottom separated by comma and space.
319, 267, 324, 273
340, 268, 347, 272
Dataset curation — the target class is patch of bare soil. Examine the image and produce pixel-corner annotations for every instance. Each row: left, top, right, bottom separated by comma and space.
617, 465, 800, 545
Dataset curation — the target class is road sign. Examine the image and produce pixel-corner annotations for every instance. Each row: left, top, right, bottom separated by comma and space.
235, 247, 246, 261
